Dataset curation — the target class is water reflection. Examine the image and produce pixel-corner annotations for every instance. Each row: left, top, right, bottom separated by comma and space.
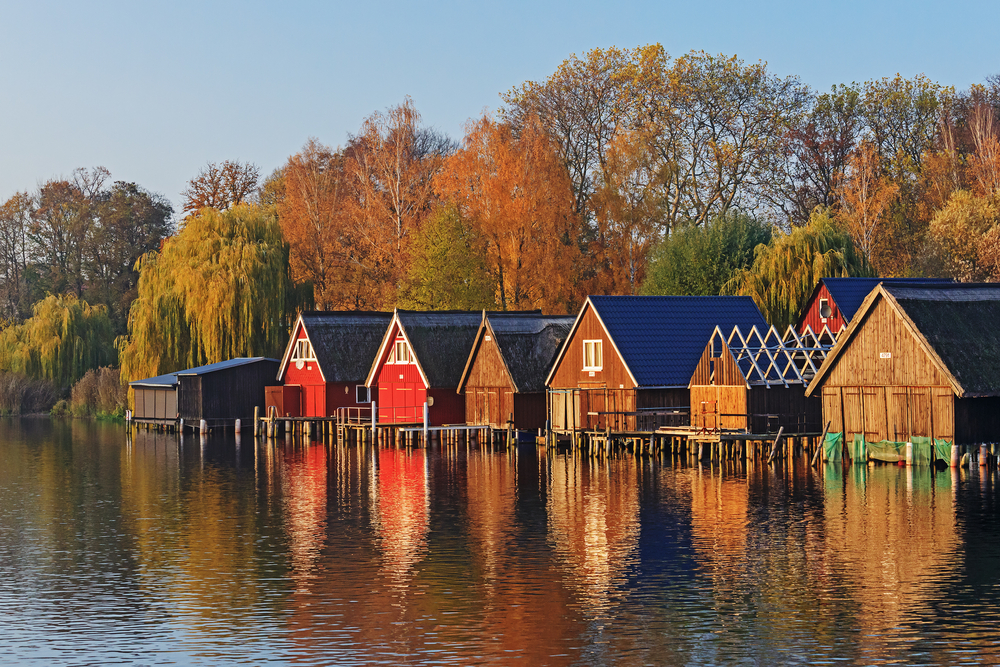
3, 421, 1000, 665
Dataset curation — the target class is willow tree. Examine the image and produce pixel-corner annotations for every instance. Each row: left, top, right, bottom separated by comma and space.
724, 209, 873, 328
0, 293, 115, 388
117, 204, 309, 382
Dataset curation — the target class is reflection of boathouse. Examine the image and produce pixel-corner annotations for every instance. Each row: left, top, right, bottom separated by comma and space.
806, 283, 1000, 446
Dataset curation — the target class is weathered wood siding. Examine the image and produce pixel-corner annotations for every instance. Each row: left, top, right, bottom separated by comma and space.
690, 385, 747, 430
548, 305, 635, 391
798, 282, 849, 333
463, 333, 516, 427
815, 295, 961, 442
133, 387, 177, 421
179, 360, 279, 423
690, 339, 744, 387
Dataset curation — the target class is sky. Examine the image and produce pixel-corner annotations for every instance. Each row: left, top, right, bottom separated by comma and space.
1, 0, 998, 215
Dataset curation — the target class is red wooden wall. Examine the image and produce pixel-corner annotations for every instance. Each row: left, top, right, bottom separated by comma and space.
798, 283, 848, 333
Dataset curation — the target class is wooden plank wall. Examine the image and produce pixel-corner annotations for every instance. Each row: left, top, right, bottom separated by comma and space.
548, 306, 635, 390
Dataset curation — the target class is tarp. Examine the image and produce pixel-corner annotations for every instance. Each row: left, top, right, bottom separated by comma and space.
823, 432, 843, 463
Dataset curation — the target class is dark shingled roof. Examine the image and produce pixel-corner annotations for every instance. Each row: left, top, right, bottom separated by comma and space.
822, 277, 951, 323
131, 357, 278, 387
588, 295, 768, 387
885, 283, 1000, 397
295, 311, 393, 382
485, 313, 575, 392
397, 311, 484, 387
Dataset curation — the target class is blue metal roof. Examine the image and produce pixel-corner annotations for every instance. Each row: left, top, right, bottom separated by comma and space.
588, 295, 768, 387
822, 277, 951, 323
130, 357, 279, 387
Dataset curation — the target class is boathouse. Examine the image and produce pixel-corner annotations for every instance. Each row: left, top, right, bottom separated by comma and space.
267, 311, 393, 418
797, 277, 950, 334
457, 312, 575, 431
545, 295, 768, 433
805, 283, 1000, 450
131, 357, 280, 427
365, 310, 484, 426
688, 325, 835, 435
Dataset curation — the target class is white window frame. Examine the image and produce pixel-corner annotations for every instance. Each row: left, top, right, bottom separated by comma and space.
291, 338, 316, 361
391, 338, 411, 364
819, 298, 832, 319
582, 339, 603, 371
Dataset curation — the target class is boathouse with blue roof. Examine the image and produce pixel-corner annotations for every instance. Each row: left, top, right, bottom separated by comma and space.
797, 277, 951, 334
545, 295, 769, 433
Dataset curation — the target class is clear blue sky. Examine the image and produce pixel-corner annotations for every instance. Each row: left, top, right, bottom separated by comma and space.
1, 0, 997, 215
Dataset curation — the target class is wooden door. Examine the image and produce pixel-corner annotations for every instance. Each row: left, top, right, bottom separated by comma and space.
822, 386, 843, 433
908, 387, 931, 438
842, 387, 864, 441
551, 392, 566, 430
862, 386, 888, 442
931, 388, 954, 441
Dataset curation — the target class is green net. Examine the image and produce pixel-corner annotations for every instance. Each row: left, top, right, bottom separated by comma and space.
823, 432, 843, 463
833, 432, 953, 464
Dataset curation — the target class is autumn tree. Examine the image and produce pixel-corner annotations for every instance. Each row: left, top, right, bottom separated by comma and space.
181, 160, 261, 216
345, 98, 455, 304
725, 209, 872, 328
435, 116, 581, 312
967, 102, 1000, 197
0, 192, 37, 321
280, 139, 363, 310
397, 206, 494, 310
835, 141, 900, 273
117, 204, 310, 382
642, 213, 772, 297
926, 190, 1000, 281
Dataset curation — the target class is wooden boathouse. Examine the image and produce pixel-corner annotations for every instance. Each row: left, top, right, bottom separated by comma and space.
545, 295, 768, 434
689, 325, 835, 435
267, 311, 392, 418
805, 282, 1000, 447
457, 311, 575, 432
797, 277, 950, 334
365, 310, 483, 426
131, 357, 280, 428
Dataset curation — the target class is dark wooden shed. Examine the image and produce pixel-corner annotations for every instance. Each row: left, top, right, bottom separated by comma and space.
267, 311, 392, 418
545, 295, 769, 434
806, 283, 1000, 447
177, 357, 280, 425
458, 312, 574, 431
689, 325, 834, 435
130, 372, 179, 424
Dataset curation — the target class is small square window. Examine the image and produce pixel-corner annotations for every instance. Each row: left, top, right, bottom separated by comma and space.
356, 385, 370, 403
583, 340, 603, 371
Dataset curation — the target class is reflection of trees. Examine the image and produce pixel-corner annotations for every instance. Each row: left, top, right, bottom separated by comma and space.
546, 455, 641, 618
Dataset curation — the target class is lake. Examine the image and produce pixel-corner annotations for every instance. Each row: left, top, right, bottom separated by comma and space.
1, 418, 998, 665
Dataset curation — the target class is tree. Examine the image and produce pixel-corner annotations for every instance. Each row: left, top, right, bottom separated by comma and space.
85, 181, 173, 334
280, 139, 360, 310
435, 116, 581, 312
181, 160, 261, 216
345, 98, 455, 305
397, 206, 495, 310
117, 204, 310, 382
927, 190, 1000, 281
771, 85, 863, 225
835, 141, 900, 273
725, 209, 872, 328
0, 192, 36, 321
0, 293, 115, 388
642, 213, 772, 297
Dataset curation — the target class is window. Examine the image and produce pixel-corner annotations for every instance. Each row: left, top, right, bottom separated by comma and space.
583, 339, 603, 370
356, 385, 370, 403
291, 338, 315, 361
819, 298, 832, 319
390, 338, 410, 364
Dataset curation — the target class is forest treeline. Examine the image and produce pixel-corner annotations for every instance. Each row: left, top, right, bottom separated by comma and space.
2, 43, 999, 403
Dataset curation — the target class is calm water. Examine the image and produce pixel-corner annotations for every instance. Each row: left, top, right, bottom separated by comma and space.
1, 419, 999, 666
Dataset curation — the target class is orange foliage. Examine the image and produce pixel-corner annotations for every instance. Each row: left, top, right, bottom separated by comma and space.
835, 141, 899, 274
435, 117, 582, 313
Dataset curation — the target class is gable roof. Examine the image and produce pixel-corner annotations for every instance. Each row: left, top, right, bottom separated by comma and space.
547, 295, 769, 388
458, 312, 575, 393
278, 311, 393, 382
806, 283, 1000, 398
806, 277, 952, 325
366, 310, 485, 388
131, 357, 278, 388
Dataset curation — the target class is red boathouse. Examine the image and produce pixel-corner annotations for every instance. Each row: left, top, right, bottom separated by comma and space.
268, 311, 393, 418
366, 310, 483, 426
